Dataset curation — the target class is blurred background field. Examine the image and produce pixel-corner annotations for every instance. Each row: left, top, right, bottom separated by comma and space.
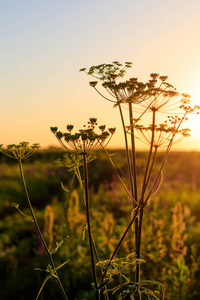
0, 149, 200, 300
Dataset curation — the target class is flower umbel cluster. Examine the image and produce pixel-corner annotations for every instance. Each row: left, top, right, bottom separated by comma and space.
0, 142, 40, 160
51, 118, 116, 155
81, 63, 178, 110
80, 61, 133, 82
131, 121, 191, 148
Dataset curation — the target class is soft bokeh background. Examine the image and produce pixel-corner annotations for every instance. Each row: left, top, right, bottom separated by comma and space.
1, 0, 200, 150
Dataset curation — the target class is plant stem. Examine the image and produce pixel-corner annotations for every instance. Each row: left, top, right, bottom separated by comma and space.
128, 103, 139, 281
76, 163, 108, 300
135, 110, 156, 282
51, 172, 75, 251
128, 103, 138, 202
82, 153, 99, 300
118, 105, 135, 199
100, 203, 141, 282
18, 159, 68, 300
119, 274, 124, 300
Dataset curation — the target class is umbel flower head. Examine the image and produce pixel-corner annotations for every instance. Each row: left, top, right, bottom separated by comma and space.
81, 63, 179, 112
131, 117, 191, 149
80, 61, 133, 82
0, 142, 40, 160
50, 118, 116, 155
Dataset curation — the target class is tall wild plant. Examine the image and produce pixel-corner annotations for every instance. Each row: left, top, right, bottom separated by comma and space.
79, 61, 199, 298
0, 61, 199, 299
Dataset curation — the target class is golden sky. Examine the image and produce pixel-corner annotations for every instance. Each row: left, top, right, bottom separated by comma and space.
1, 0, 200, 150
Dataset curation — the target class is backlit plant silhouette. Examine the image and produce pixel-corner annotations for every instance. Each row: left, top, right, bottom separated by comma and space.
80, 61, 199, 299
0, 61, 199, 300
51, 118, 116, 300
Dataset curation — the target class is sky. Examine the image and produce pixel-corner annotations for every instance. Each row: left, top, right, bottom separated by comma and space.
1, 0, 200, 150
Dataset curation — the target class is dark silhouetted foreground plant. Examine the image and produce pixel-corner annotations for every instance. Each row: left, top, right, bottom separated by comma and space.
80, 61, 199, 298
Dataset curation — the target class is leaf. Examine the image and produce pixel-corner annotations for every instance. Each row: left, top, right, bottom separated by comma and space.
11, 202, 30, 218
55, 260, 70, 272
91, 278, 113, 291
60, 182, 69, 192
82, 223, 88, 241
36, 275, 51, 300
35, 267, 46, 272
50, 237, 69, 255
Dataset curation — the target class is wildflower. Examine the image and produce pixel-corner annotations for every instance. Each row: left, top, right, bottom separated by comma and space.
80, 61, 132, 82
131, 88, 181, 114
131, 120, 191, 149
0, 142, 40, 160
81, 62, 176, 112
102, 78, 149, 106
50, 118, 115, 155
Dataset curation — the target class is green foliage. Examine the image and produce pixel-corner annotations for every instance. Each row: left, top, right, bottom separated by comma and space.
1, 150, 200, 299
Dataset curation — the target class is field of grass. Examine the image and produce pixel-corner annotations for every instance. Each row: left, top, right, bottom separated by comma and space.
0, 149, 200, 299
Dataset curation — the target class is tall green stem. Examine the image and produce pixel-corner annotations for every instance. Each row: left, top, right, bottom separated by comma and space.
118, 105, 134, 200
51, 172, 76, 251
100, 203, 142, 282
82, 153, 99, 300
18, 159, 68, 300
128, 103, 138, 202
76, 163, 108, 300
136, 110, 156, 282
128, 103, 139, 281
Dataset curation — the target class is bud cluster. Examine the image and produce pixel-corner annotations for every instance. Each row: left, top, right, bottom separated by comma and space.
51, 118, 116, 155
0, 142, 40, 160
130, 118, 191, 148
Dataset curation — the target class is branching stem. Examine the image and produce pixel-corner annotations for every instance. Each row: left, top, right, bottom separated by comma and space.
18, 159, 68, 300
82, 153, 99, 300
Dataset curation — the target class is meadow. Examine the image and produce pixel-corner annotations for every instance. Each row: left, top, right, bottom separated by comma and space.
0, 149, 200, 300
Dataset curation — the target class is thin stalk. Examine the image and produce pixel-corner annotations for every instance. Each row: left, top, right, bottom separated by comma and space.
100, 202, 142, 282
103, 148, 137, 205
82, 153, 99, 300
142, 110, 156, 195
143, 146, 158, 196
119, 275, 124, 300
51, 172, 76, 251
128, 103, 139, 282
135, 110, 156, 282
100, 143, 164, 282
118, 105, 135, 201
144, 112, 189, 202
18, 159, 68, 300
128, 103, 138, 202
76, 164, 109, 300
135, 205, 143, 282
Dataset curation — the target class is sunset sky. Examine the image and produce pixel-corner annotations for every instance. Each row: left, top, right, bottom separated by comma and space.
1, 0, 200, 150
